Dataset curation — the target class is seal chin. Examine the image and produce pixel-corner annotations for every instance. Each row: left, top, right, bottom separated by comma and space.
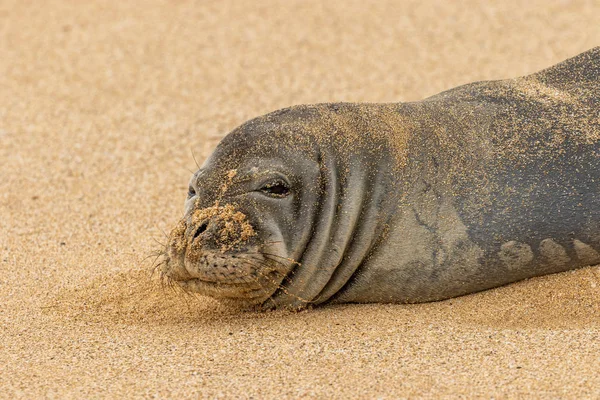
176, 278, 275, 305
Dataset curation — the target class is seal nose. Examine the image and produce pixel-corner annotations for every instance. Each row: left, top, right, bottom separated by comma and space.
193, 221, 209, 240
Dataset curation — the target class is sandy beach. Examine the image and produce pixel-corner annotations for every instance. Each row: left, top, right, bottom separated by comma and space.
1, 0, 599, 398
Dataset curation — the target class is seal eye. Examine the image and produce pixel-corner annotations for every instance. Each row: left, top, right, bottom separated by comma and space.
187, 186, 196, 199
259, 181, 290, 198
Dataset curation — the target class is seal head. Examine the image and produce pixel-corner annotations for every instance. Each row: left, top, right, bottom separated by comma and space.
160, 104, 401, 308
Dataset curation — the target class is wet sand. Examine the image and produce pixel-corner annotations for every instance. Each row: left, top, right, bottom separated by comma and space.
1, 0, 599, 398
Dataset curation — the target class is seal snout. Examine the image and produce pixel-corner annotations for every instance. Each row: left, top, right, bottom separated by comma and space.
160, 202, 284, 301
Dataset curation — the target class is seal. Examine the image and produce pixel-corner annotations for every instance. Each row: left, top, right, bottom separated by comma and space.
159, 47, 600, 309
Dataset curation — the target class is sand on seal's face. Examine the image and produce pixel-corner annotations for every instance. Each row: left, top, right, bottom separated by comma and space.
1, 0, 600, 398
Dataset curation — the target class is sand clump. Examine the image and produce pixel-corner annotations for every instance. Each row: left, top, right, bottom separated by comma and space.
167, 168, 256, 255
191, 203, 256, 252
192, 168, 256, 252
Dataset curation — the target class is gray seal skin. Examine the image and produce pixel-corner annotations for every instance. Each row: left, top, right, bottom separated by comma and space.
160, 47, 600, 309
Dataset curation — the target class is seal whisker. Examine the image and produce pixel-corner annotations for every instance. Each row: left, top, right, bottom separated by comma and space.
262, 253, 301, 266
242, 252, 292, 273
149, 249, 168, 279
238, 259, 310, 305
191, 148, 201, 170
245, 251, 301, 266
143, 250, 164, 266
154, 224, 170, 240
151, 237, 167, 248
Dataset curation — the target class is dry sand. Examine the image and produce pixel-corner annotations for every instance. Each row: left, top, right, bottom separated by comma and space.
1, 0, 599, 398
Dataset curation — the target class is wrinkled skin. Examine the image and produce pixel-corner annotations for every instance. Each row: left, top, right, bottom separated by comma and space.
160, 47, 600, 310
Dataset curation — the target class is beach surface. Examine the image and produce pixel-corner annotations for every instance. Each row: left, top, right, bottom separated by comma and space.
1, 0, 599, 398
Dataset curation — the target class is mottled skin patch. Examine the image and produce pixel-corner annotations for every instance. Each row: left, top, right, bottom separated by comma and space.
539, 239, 571, 270
159, 47, 600, 309
498, 241, 534, 272
574, 239, 600, 266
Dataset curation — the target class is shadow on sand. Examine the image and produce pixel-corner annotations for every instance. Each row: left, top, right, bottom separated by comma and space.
45, 265, 600, 330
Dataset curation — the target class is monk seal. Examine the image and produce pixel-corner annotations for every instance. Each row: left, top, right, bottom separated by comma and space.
159, 47, 599, 309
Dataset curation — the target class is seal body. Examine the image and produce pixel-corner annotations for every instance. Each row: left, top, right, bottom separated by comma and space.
161, 47, 600, 309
